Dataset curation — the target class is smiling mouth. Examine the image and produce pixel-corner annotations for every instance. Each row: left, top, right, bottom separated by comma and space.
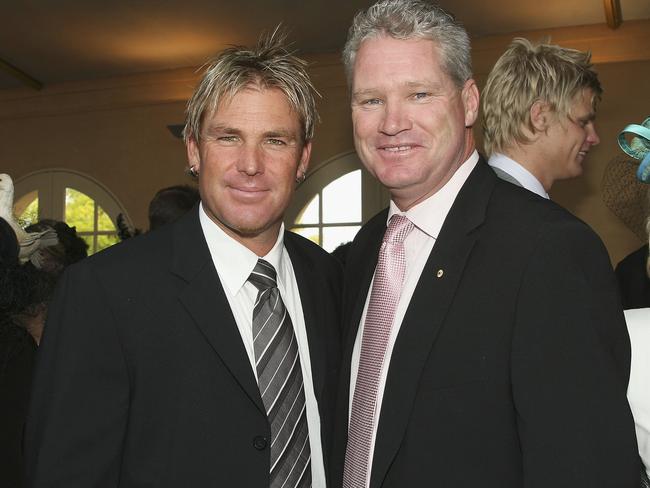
380, 145, 417, 153
229, 186, 268, 196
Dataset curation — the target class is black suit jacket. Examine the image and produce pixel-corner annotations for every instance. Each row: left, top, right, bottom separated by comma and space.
25, 207, 342, 487
331, 160, 638, 488
615, 245, 650, 309
0, 328, 36, 488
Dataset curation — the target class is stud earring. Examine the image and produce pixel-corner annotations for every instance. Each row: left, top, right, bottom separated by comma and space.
187, 166, 199, 178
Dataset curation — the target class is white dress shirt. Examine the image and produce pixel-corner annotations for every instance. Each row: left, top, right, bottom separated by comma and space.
625, 307, 650, 478
199, 203, 325, 488
488, 152, 549, 199
349, 151, 479, 487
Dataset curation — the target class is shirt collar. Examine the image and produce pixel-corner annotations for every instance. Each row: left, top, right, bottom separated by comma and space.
198, 202, 285, 295
488, 152, 549, 199
388, 150, 479, 239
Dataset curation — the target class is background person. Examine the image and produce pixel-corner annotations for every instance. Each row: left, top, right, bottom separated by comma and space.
147, 184, 200, 231
482, 38, 601, 197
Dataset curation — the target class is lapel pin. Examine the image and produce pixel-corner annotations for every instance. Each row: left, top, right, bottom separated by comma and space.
436, 269, 444, 278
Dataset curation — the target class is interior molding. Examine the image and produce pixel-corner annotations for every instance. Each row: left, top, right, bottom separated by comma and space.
603, 0, 622, 29
472, 19, 650, 75
0, 58, 42, 91
0, 67, 199, 121
0, 52, 347, 121
1, 20, 648, 120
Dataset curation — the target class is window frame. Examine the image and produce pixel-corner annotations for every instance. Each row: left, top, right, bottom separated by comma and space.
285, 151, 389, 248
13, 169, 132, 252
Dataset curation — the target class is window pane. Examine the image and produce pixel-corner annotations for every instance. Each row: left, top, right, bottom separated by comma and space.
65, 188, 95, 232
322, 170, 361, 224
96, 234, 120, 253
97, 206, 117, 231
322, 226, 361, 253
16, 192, 38, 227
290, 226, 320, 245
295, 195, 319, 225
80, 235, 95, 253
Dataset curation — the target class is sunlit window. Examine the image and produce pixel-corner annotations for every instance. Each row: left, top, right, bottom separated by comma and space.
15, 190, 38, 227
291, 170, 362, 252
64, 189, 120, 253
13, 170, 128, 255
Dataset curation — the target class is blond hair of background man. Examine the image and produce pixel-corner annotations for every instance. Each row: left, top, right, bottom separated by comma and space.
482, 38, 602, 197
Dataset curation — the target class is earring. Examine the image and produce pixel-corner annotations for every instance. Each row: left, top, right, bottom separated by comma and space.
187, 166, 199, 178
296, 172, 306, 184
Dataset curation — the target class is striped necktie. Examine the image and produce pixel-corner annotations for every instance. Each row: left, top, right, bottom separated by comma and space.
342, 215, 414, 488
249, 258, 312, 488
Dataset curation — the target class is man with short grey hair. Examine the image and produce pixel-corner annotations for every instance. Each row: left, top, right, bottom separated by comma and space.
331, 1, 638, 487
26, 31, 341, 488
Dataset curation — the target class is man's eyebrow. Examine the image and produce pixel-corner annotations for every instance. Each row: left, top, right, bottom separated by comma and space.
572, 111, 596, 122
404, 80, 440, 89
352, 88, 379, 99
263, 129, 296, 138
203, 125, 298, 141
204, 125, 241, 136
352, 81, 442, 98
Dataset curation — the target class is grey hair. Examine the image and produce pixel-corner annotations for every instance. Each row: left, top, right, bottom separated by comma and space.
342, 0, 472, 88
184, 27, 319, 144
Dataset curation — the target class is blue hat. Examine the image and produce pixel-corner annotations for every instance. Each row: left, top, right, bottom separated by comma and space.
618, 117, 650, 183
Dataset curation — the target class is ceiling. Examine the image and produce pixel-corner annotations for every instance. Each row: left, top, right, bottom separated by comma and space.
1, 0, 649, 90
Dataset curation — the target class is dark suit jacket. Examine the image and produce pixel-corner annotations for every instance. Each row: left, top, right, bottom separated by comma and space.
0, 327, 36, 488
331, 160, 638, 488
615, 245, 650, 309
25, 207, 342, 487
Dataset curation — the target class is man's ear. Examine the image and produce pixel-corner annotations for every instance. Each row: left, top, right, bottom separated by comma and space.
530, 101, 551, 132
296, 141, 312, 181
462, 79, 480, 127
186, 135, 201, 172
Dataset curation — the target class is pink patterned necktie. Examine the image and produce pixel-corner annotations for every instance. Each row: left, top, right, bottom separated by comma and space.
342, 214, 414, 488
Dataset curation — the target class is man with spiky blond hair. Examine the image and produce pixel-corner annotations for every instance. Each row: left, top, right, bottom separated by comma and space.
482, 37, 602, 197
25, 30, 341, 488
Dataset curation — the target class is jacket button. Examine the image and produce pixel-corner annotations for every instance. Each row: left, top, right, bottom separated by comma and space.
253, 436, 268, 450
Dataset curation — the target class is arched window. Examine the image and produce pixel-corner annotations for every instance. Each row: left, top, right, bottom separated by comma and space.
292, 169, 362, 251
13, 169, 131, 254
286, 151, 389, 252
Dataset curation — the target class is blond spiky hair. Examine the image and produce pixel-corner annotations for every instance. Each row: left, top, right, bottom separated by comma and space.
184, 27, 319, 145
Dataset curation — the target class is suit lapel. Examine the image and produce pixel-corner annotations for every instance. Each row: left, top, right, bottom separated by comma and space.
283, 232, 327, 400
171, 208, 265, 415
369, 161, 495, 488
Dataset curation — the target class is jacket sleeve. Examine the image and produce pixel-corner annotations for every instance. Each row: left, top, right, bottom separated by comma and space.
25, 263, 130, 487
511, 215, 639, 488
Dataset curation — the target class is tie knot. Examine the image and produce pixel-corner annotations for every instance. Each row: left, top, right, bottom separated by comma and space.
248, 259, 277, 291
384, 214, 414, 244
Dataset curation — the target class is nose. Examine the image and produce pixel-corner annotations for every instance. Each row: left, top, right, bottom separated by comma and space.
586, 123, 600, 146
379, 101, 411, 136
237, 144, 263, 176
